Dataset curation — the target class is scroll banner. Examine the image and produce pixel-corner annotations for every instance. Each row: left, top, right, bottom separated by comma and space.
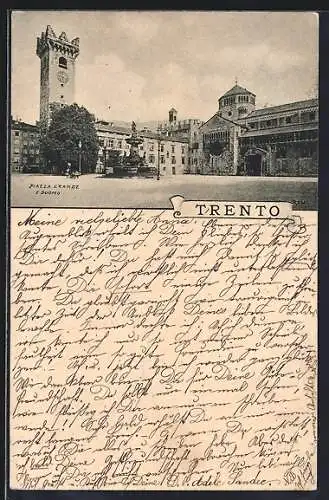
170, 196, 293, 219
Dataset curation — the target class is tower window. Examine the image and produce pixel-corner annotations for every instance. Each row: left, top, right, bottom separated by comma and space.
59, 56, 67, 69
60, 95, 64, 99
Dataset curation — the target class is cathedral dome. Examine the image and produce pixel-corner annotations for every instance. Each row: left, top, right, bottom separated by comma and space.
221, 84, 254, 98
218, 83, 256, 121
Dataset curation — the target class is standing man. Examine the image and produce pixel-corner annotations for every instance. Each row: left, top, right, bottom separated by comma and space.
66, 162, 72, 177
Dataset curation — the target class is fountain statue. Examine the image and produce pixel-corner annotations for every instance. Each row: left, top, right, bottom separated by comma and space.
105, 121, 156, 178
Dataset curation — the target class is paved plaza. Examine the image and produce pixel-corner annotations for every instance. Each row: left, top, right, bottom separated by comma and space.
11, 173, 318, 211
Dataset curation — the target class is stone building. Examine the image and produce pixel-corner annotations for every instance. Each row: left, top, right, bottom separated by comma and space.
36, 25, 79, 130
158, 110, 204, 173
95, 121, 188, 176
238, 98, 318, 177
199, 113, 241, 175
193, 84, 318, 177
10, 118, 40, 173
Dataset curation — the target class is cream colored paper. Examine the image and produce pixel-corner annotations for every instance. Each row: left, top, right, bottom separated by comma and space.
10, 205, 317, 490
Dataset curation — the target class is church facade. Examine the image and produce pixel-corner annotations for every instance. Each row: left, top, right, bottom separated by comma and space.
191, 84, 318, 177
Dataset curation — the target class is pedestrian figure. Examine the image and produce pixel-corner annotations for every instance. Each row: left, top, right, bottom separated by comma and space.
65, 162, 71, 177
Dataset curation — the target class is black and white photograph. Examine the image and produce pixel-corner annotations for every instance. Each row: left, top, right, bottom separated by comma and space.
7, 11, 320, 493
10, 11, 318, 209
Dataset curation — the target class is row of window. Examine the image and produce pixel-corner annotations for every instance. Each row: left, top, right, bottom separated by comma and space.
222, 97, 235, 106
248, 111, 317, 130
161, 166, 174, 172
222, 95, 255, 106
14, 138, 38, 147
301, 111, 317, 121
275, 144, 315, 158
158, 144, 185, 153
205, 131, 230, 142
14, 131, 38, 138
99, 136, 186, 154
13, 147, 39, 153
242, 130, 318, 147
12, 157, 40, 163
99, 138, 129, 149
141, 142, 184, 154
150, 155, 185, 165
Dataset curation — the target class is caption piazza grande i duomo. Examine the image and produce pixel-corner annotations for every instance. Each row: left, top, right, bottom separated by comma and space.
11, 24, 318, 179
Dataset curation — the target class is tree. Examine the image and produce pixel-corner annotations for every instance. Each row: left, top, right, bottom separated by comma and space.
40, 103, 99, 174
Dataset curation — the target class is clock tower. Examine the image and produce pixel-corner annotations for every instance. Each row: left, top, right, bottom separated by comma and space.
36, 25, 79, 129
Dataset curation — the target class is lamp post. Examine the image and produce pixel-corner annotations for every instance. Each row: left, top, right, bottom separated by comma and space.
78, 140, 82, 174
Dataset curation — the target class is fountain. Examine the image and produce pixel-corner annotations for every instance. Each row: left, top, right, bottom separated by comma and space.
123, 121, 144, 176
106, 122, 156, 178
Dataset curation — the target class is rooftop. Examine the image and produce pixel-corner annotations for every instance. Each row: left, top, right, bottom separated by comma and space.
221, 84, 255, 99
96, 122, 131, 135
201, 111, 246, 131
95, 122, 189, 143
245, 98, 318, 119
11, 119, 38, 131
241, 121, 318, 138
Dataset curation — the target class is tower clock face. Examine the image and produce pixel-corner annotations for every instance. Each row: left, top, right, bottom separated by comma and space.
57, 71, 69, 84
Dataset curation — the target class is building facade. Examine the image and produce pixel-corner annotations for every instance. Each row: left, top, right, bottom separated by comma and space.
158, 110, 204, 173
193, 84, 318, 177
36, 25, 79, 129
95, 121, 188, 176
11, 118, 40, 173
238, 98, 318, 177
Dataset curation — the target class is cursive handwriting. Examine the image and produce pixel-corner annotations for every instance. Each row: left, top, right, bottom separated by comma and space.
10, 208, 317, 490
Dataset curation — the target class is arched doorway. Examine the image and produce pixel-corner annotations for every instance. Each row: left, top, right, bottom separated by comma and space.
244, 148, 267, 176
246, 153, 262, 176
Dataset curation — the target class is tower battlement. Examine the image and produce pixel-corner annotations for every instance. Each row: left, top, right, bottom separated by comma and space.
36, 25, 80, 59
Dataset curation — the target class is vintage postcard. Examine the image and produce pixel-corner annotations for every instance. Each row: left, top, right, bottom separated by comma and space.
8, 11, 318, 491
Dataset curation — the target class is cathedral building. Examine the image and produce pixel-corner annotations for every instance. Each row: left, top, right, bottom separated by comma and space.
193, 84, 318, 177
238, 98, 318, 176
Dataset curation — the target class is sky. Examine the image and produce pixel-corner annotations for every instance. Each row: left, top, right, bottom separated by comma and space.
11, 11, 318, 125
